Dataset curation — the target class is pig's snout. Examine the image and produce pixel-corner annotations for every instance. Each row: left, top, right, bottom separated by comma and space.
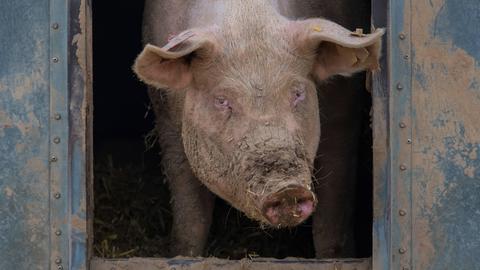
261, 185, 316, 227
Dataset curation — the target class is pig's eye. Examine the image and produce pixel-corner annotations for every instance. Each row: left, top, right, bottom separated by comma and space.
214, 96, 231, 110
292, 86, 306, 106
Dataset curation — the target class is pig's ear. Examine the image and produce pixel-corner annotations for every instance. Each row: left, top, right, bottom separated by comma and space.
133, 30, 217, 89
294, 19, 385, 81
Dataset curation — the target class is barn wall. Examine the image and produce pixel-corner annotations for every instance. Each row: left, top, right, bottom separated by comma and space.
410, 0, 480, 269
0, 0, 91, 269
0, 1, 51, 269
373, 0, 480, 269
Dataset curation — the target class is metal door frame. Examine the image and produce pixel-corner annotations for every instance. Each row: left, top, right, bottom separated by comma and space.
371, 0, 414, 269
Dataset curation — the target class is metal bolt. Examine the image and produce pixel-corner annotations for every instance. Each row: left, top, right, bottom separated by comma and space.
399, 122, 407, 128
54, 113, 62, 120
399, 33, 406, 40
52, 57, 59, 63
399, 247, 407, 254
52, 23, 59, 30
57, 265, 63, 270
55, 258, 62, 265
55, 229, 62, 236
404, 55, 409, 60
396, 83, 404, 90
265, 122, 270, 126
53, 137, 61, 144
50, 155, 58, 162
400, 164, 407, 171
54, 193, 61, 199
399, 209, 407, 216
407, 139, 412, 144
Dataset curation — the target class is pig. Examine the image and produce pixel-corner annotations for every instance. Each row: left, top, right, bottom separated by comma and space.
133, 0, 384, 257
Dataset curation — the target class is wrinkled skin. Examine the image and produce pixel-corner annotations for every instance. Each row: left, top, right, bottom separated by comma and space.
135, 0, 382, 257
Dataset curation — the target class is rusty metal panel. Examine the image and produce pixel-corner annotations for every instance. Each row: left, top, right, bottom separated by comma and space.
91, 257, 371, 270
68, 0, 92, 269
0, 0, 90, 269
373, 0, 480, 269
410, 0, 480, 269
372, 0, 414, 268
0, 1, 51, 269
388, 0, 414, 269
49, 0, 71, 269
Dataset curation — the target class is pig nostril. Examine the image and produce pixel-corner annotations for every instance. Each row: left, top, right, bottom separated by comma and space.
270, 201, 282, 209
264, 200, 282, 213
296, 198, 307, 204
296, 199, 314, 216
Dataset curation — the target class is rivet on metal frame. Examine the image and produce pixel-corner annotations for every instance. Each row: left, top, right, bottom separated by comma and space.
52, 23, 59, 30
403, 55, 409, 60
402, 267, 410, 270
52, 57, 59, 63
399, 209, 407, 216
53, 137, 61, 144
50, 155, 58, 162
396, 83, 404, 90
55, 258, 62, 265
57, 265, 63, 270
399, 122, 407, 128
407, 139, 412, 144
54, 113, 62, 120
399, 247, 407, 254
400, 164, 407, 171
399, 33, 406, 40
54, 193, 61, 199
55, 229, 62, 236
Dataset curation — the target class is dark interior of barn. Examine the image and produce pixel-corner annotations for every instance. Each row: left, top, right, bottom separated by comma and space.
92, 0, 372, 259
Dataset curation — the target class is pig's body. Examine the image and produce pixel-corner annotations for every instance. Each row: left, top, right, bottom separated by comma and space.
137, 0, 381, 258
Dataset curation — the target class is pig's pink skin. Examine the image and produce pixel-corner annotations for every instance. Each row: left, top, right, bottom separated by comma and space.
137, 0, 382, 258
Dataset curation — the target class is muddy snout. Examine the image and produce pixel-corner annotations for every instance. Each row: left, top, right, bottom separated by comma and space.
261, 185, 316, 227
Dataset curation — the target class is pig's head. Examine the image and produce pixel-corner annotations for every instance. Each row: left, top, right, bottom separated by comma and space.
134, 14, 384, 227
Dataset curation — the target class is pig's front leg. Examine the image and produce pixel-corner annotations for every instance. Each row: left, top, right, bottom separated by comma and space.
166, 156, 214, 256
152, 99, 215, 256
160, 133, 214, 256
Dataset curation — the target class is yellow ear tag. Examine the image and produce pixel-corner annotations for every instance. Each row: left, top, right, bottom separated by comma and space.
312, 26, 322, 32
351, 28, 367, 37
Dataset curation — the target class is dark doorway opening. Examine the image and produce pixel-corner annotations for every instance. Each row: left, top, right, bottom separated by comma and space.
92, 0, 372, 259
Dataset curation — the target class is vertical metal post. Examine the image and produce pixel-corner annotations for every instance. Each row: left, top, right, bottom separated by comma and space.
371, 0, 390, 269
68, 0, 91, 269
389, 0, 413, 269
49, 0, 69, 269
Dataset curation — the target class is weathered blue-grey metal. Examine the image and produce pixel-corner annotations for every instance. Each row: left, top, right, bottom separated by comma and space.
372, 0, 480, 269
1, 0, 479, 269
0, 0, 91, 269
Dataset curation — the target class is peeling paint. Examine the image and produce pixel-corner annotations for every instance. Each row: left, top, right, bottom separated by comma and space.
0, 2, 51, 270
1, 0, 91, 269
3, 187, 14, 198
71, 215, 87, 231
433, 0, 480, 64
72, 0, 87, 76
411, 0, 480, 269
68, 0, 91, 268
